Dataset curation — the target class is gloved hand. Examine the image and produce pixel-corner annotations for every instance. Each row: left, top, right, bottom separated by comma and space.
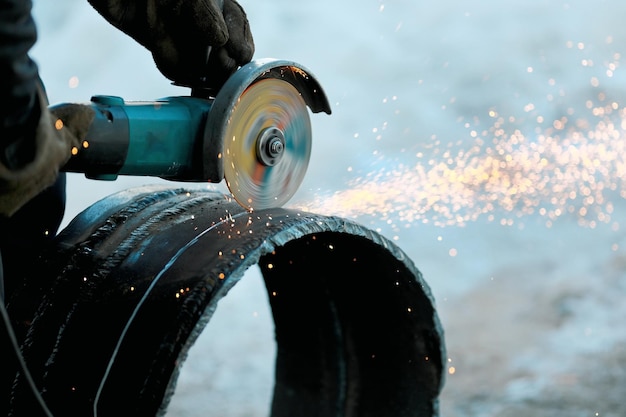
0, 87, 94, 217
87, 0, 255, 89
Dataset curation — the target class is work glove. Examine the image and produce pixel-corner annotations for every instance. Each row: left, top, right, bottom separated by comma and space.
87, 0, 255, 89
0, 87, 94, 217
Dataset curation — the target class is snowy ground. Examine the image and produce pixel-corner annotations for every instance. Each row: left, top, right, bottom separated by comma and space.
30, 0, 626, 415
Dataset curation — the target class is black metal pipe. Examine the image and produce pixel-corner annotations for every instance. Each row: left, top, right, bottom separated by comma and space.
3, 186, 445, 417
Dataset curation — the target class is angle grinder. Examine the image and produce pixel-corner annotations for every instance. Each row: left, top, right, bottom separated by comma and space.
54, 58, 331, 210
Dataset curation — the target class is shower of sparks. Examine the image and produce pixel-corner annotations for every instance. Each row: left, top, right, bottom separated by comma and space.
298, 99, 626, 230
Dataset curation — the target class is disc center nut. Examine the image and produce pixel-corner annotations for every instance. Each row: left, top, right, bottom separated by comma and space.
256, 127, 286, 166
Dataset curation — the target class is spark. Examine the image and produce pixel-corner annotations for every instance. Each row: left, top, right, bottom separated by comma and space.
299, 97, 626, 230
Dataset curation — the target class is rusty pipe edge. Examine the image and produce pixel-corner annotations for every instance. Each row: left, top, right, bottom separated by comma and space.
4, 185, 446, 417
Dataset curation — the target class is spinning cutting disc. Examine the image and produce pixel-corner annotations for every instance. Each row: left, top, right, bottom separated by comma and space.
223, 77, 312, 210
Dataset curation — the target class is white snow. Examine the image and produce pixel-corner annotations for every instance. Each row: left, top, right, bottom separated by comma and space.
30, 0, 626, 415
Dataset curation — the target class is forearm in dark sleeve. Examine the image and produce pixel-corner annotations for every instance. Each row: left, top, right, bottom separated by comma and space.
0, 0, 41, 168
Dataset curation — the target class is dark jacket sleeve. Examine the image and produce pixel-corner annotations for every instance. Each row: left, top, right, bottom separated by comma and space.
0, 0, 85, 218
0, 0, 40, 169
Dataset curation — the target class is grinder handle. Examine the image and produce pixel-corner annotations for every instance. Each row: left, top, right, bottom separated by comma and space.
192, 0, 225, 98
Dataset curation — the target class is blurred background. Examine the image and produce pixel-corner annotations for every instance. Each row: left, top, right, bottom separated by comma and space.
31, 0, 626, 415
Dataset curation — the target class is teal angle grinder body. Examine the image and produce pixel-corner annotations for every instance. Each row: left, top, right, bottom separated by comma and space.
56, 59, 331, 210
